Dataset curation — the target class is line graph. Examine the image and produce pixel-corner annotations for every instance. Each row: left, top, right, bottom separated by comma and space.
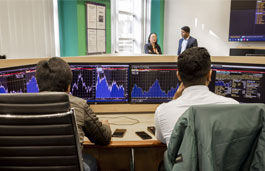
96, 74, 125, 98
131, 79, 177, 98
70, 67, 95, 101
95, 65, 128, 102
130, 64, 179, 103
25, 71, 39, 93
69, 64, 129, 103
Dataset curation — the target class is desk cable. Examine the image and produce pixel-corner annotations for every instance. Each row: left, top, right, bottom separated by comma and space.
100, 116, 140, 125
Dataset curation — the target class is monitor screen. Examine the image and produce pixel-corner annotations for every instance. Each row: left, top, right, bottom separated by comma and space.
209, 63, 265, 103
70, 63, 129, 103
229, 0, 265, 41
0, 65, 38, 94
130, 63, 179, 103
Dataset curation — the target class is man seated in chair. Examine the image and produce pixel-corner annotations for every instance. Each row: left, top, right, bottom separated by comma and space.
155, 47, 239, 145
36, 57, 111, 171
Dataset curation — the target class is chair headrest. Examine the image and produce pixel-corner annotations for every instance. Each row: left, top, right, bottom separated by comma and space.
0, 92, 70, 114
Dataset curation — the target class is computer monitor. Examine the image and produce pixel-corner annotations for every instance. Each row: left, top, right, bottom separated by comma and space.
0, 65, 38, 93
130, 63, 179, 103
209, 63, 265, 103
70, 63, 129, 103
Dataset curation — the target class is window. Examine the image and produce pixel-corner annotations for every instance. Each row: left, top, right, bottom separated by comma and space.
111, 0, 150, 54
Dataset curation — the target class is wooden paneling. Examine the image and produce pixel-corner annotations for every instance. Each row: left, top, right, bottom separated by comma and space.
134, 147, 166, 171
1, 55, 265, 69
84, 148, 131, 171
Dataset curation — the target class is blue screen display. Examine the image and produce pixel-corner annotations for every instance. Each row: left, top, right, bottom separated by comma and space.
130, 63, 179, 103
70, 64, 129, 103
0, 65, 39, 94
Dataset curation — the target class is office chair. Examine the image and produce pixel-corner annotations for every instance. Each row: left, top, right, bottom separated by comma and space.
0, 92, 83, 171
164, 104, 265, 171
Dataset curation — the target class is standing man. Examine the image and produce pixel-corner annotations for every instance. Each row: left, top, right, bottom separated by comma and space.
177, 26, 198, 55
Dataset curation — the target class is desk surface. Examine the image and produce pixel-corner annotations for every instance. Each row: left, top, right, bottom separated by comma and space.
83, 113, 166, 148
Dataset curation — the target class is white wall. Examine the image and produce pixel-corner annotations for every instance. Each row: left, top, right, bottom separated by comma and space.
0, 0, 55, 59
164, 0, 265, 56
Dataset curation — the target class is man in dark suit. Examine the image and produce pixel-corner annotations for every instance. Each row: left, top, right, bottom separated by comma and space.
177, 26, 198, 55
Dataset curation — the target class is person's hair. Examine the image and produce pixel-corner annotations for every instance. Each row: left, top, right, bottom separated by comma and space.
177, 47, 211, 87
148, 32, 158, 44
36, 57, 73, 92
181, 26, 190, 33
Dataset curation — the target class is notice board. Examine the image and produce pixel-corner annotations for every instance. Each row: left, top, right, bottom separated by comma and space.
86, 2, 106, 54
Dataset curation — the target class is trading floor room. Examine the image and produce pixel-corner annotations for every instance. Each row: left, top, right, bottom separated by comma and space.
0, 0, 265, 171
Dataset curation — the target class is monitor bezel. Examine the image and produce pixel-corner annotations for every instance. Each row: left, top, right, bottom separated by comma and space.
0, 64, 37, 73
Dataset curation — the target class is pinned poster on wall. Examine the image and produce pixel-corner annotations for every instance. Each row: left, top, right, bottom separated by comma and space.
87, 29, 97, 53
86, 2, 106, 54
96, 5, 105, 30
86, 3, 96, 29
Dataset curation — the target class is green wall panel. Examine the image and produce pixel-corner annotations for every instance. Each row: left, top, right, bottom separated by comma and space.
77, 1, 86, 56
58, 0, 79, 56
151, 0, 165, 53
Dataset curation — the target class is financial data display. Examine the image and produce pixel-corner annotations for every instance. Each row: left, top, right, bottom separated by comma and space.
130, 63, 179, 103
70, 64, 129, 103
0, 65, 39, 94
229, 0, 265, 41
209, 63, 265, 103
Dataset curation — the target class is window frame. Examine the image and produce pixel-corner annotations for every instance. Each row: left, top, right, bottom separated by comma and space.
111, 0, 151, 54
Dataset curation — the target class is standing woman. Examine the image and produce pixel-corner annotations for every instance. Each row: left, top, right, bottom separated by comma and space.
144, 33, 162, 54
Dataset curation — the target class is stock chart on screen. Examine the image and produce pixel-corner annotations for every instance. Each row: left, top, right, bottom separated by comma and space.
70, 64, 129, 103
209, 63, 265, 103
0, 65, 39, 94
130, 63, 179, 103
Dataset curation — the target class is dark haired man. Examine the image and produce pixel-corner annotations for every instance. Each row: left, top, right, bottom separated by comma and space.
177, 26, 198, 55
155, 47, 238, 145
36, 57, 111, 171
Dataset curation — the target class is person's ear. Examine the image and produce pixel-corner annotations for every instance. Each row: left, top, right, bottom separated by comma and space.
67, 85, 71, 93
177, 71, 182, 82
206, 69, 212, 84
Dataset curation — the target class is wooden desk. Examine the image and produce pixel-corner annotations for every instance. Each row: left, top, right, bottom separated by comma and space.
83, 114, 166, 171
